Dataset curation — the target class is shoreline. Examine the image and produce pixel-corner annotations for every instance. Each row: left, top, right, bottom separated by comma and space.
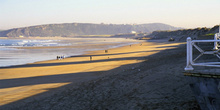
0, 42, 140, 68
0, 40, 198, 109
0, 37, 141, 68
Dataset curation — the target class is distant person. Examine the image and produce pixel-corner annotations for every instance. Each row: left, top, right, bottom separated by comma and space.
105, 50, 108, 53
57, 56, 60, 60
90, 56, 92, 61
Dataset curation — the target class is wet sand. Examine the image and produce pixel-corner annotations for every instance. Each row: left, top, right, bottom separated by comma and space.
0, 40, 199, 109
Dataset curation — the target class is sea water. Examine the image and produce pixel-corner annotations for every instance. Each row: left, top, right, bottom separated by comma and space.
0, 38, 139, 67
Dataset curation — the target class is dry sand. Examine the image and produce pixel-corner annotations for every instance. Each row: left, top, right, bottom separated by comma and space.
0, 40, 200, 110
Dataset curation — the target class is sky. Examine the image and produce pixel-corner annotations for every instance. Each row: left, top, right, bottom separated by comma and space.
0, 0, 220, 29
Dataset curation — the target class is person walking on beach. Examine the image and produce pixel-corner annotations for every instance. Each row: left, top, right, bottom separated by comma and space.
90, 56, 92, 61
105, 50, 108, 53
57, 56, 60, 60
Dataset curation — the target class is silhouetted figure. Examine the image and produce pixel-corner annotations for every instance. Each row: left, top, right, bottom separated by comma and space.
105, 50, 108, 53
57, 56, 61, 60
90, 56, 92, 61
57, 55, 65, 60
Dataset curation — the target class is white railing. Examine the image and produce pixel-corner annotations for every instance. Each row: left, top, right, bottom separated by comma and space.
185, 33, 220, 71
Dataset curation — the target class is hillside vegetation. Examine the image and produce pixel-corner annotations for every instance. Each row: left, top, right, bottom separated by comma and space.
0, 23, 180, 37
142, 25, 220, 41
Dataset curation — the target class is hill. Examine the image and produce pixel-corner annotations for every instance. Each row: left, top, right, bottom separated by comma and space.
141, 25, 220, 41
0, 23, 180, 37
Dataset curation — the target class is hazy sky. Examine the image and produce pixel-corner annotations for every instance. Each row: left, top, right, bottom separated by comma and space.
0, 0, 220, 29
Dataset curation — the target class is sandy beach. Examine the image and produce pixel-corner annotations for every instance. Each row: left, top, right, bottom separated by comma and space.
0, 40, 200, 109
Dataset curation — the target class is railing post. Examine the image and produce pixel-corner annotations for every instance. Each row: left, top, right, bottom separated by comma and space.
185, 37, 194, 71
213, 34, 218, 50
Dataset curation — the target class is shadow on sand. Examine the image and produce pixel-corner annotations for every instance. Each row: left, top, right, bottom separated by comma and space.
0, 43, 195, 109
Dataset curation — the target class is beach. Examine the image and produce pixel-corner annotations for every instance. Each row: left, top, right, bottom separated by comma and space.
0, 37, 139, 67
0, 40, 200, 109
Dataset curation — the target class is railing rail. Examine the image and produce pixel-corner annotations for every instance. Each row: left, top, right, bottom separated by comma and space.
185, 33, 220, 71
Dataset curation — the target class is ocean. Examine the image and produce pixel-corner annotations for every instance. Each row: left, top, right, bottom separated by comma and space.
0, 38, 140, 67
